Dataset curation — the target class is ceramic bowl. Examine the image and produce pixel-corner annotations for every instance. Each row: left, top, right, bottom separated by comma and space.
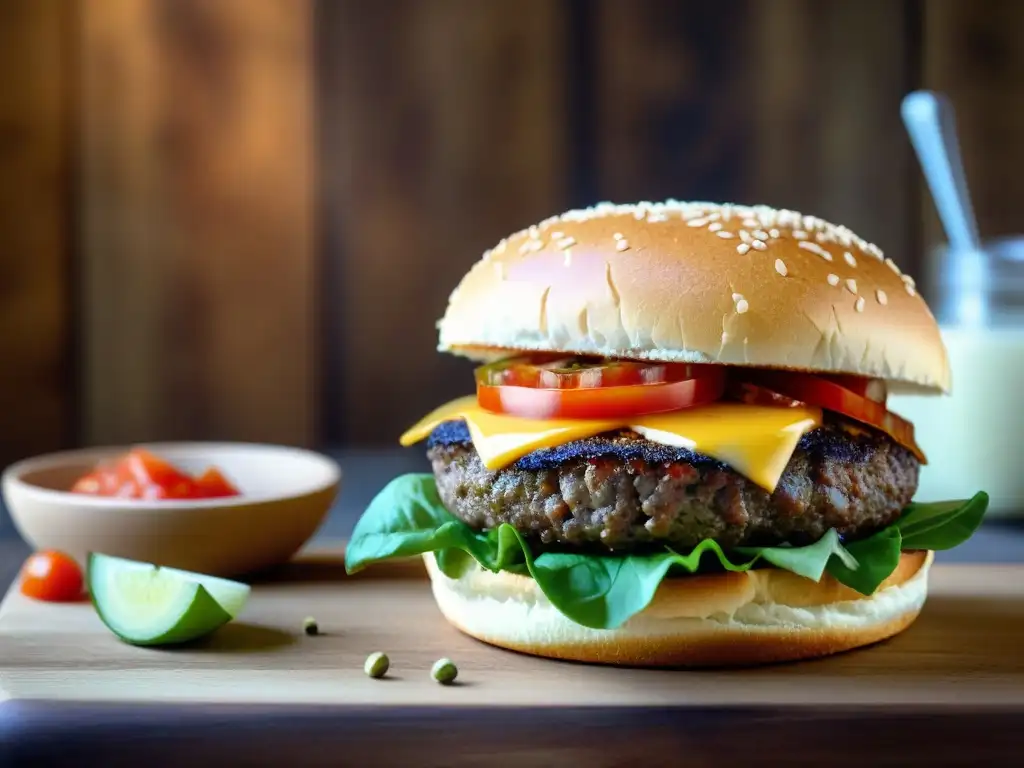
2, 442, 341, 578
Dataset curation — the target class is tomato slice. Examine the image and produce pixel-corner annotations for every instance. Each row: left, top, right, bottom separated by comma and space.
476, 358, 727, 420
742, 371, 924, 461
475, 355, 706, 390
20, 550, 85, 602
819, 374, 888, 404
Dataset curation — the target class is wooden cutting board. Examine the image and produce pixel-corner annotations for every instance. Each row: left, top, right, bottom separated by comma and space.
2, 545, 1024, 765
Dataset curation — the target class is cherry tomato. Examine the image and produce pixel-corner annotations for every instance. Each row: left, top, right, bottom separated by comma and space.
19, 550, 85, 602
476, 357, 727, 420
741, 371, 924, 461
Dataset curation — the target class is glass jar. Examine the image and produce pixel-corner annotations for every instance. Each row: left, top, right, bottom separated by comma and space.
887, 237, 1024, 519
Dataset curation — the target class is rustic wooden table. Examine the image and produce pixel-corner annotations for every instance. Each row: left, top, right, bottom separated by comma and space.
2, 449, 1024, 767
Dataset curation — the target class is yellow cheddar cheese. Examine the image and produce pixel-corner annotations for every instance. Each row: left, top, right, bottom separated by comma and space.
400, 396, 822, 492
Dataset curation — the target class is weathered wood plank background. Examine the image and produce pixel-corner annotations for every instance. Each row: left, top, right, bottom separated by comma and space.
0, 0, 1021, 464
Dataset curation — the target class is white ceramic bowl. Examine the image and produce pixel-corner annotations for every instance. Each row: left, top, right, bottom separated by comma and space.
2, 442, 341, 578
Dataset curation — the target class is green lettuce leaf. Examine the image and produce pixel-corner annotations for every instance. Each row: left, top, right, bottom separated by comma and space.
345, 474, 989, 630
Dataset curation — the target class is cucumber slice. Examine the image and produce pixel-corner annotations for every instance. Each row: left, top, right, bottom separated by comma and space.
87, 553, 251, 646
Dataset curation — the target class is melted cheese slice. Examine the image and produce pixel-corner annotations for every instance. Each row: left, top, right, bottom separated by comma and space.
400, 395, 822, 492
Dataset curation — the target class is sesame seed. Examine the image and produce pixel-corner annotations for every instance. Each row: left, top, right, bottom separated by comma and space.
736, 243, 751, 255
564, 250, 572, 267
792, 230, 808, 240
827, 273, 840, 286
687, 218, 709, 227
774, 258, 788, 276
706, 212, 722, 221
846, 278, 858, 294
739, 230, 753, 243
798, 241, 832, 261
716, 231, 735, 239
647, 212, 668, 222
557, 236, 575, 249
751, 239, 767, 251
518, 241, 531, 254
615, 239, 630, 252
769, 228, 780, 239
844, 251, 857, 267
528, 225, 539, 237
855, 297, 866, 312
885, 258, 901, 274
876, 289, 888, 305
613, 232, 624, 240
494, 239, 507, 253
551, 231, 563, 239
743, 218, 758, 227
735, 299, 750, 314
528, 239, 544, 252
721, 331, 729, 344
753, 230, 770, 241
905, 283, 916, 297
901, 273, 916, 287
709, 222, 723, 232
732, 292, 744, 302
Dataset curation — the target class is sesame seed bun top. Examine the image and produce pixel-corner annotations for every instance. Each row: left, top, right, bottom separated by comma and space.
437, 200, 950, 394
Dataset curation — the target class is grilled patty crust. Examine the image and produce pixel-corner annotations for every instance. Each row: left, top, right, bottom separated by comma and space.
426, 419, 919, 552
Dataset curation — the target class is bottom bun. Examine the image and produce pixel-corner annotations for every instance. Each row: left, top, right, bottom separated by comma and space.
423, 549, 933, 667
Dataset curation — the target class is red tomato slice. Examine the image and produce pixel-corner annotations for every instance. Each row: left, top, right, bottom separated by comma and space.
477, 368, 727, 420
475, 355, 708, 390
20, 550, 85, 602
743, 371, 924, 461
819, 374, 888, 404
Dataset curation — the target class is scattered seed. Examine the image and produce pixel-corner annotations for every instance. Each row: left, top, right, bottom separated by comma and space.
303, 617, 319, 636
792, 230, 808, 240
844, 251, 857, 267
846, 278, 858, 294
753, 230, 770, 241
827, 273, 840, 286
751, 240, 767, 251
736, 243, 751, 255
905, 283, 917, 297
735, 299, 750, 314
615, 239, 630, 252
732, 292, 744, 302
708, 222, 723, 232
613, 232, 624, 240
687, 218, 709, 227
431, 658, 458, 685
364, 651, 390, 678
528, 239, 543, 252
885, 258, 901, 274
774, 258, 788, 277
876, 288, 888, 305
556, 236, 576, 250
769, 228, 781, 239
855, 297, 866, 312
716, 231, 735, 239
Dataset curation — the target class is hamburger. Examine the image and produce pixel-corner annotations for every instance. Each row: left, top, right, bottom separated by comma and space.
345, 200, 988, 667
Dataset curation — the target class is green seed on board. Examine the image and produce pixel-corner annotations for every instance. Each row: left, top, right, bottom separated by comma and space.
431, 657, 458, 685
302, 616, 319, 636
364, 651, 390, 679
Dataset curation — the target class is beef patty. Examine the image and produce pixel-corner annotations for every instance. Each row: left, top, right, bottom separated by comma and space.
426, 419, 919, 552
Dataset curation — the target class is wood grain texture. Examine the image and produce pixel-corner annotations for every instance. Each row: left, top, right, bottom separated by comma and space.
0, 0, 73, 466
595, 0, 918, 275
317, 0, 568, 445
921, 0, 1024, 256
2, 548, 1023, 708
750, 0, 919, 277
79, 0, 316, 447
